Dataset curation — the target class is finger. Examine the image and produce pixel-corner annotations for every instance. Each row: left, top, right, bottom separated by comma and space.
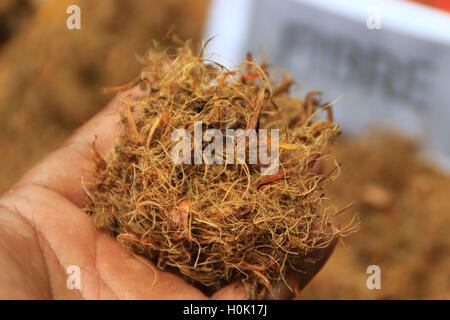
9, 85, 148, 207
211, 281, 247, 300
267, 240, 337, 300
265, 220, 339, 300
213, 226, 337, 301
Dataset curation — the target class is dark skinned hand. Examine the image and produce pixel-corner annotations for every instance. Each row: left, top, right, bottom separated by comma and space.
0, 85, 336, 300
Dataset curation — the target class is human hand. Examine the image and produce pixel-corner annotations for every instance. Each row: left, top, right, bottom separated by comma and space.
0, 86, 336, 299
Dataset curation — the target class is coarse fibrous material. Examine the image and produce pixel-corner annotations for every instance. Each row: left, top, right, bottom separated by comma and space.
84, 41, 358, 299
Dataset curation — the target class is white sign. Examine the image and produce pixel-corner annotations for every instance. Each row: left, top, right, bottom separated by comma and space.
204, 0, 450, 170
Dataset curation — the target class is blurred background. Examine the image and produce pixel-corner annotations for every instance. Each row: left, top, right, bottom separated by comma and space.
0, 0, 448, 299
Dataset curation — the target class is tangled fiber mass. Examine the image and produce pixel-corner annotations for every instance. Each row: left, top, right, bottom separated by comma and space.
84, 42, 357, 299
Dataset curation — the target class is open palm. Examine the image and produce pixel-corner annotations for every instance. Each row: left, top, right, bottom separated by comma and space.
0, 86, 334, 299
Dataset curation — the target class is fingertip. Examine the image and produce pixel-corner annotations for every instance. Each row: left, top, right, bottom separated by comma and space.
211, 281, 247, 300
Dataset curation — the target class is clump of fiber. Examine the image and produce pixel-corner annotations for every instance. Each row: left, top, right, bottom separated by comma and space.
84, 41, 356, 299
